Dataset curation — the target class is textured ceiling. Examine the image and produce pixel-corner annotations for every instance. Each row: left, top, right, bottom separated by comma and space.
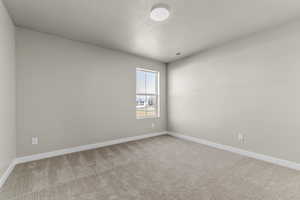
4, 0, 300, 62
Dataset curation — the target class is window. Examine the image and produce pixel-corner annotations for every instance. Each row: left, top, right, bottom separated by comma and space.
136, 68, 159, 119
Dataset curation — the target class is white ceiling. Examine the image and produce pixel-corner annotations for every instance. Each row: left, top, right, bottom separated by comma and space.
3, 0, 300, 63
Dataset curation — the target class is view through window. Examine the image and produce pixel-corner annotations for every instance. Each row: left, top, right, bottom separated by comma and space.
136, 68, 159, 119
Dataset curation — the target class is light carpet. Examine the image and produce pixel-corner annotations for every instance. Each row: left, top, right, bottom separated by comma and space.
0, 135, 299, 200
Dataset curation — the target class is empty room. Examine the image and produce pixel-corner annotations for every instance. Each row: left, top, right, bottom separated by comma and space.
0, 0, 300, 199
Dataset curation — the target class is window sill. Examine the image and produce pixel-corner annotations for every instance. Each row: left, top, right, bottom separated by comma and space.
136, 117, 160, 120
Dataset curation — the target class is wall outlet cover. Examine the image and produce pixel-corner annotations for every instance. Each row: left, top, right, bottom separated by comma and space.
32, 137, 38, 145
238, 133, 244, 144
151, 123, 155, 128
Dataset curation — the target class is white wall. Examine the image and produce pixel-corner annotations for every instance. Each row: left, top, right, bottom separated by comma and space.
16, 28, 167, 157
168, 21, 300, 163
0, 0, 16, 177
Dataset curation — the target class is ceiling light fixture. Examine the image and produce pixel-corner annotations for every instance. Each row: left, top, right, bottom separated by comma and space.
150, 4, 170, 22
176, 52, 181, 56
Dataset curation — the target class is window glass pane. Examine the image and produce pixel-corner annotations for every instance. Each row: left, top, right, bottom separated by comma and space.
136, 68, 159, 119
136, 95, 146, 118
146, 71, 156, 94
136, 70, 146, 93
146, 95, 157, 117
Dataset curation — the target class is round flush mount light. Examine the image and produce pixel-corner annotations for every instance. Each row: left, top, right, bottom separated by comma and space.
150, 4, 170, 22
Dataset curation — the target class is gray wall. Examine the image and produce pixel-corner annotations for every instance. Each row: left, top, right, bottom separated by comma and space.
16, 28, 167, 157
0, 0, 16, 176
168, 21, 300, 163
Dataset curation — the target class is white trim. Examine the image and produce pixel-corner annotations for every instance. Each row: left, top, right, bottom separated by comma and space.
0, 159, 17, 188
136, 67, 158, 73
15, 132, 167, 164
168, 132, 300, 171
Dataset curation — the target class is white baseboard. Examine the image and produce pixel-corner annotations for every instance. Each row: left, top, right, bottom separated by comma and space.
0, 159, 17, 188
168, 132, 300, 171
15, 131, 167, 164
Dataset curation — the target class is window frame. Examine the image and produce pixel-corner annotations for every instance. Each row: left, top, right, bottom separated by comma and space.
136, 67, 160, 119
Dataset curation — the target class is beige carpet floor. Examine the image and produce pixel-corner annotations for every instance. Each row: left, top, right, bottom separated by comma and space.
0, 135, 299, 200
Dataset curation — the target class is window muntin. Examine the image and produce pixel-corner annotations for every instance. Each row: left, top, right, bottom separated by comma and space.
136, 68, 159, 119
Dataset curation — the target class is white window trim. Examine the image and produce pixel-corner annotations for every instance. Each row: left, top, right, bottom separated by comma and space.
136, 68, 160, 119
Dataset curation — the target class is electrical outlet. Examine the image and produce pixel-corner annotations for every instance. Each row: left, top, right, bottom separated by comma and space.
151, 123, 155, 129
32, 137, 38, 145
238, 133, 244, 144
